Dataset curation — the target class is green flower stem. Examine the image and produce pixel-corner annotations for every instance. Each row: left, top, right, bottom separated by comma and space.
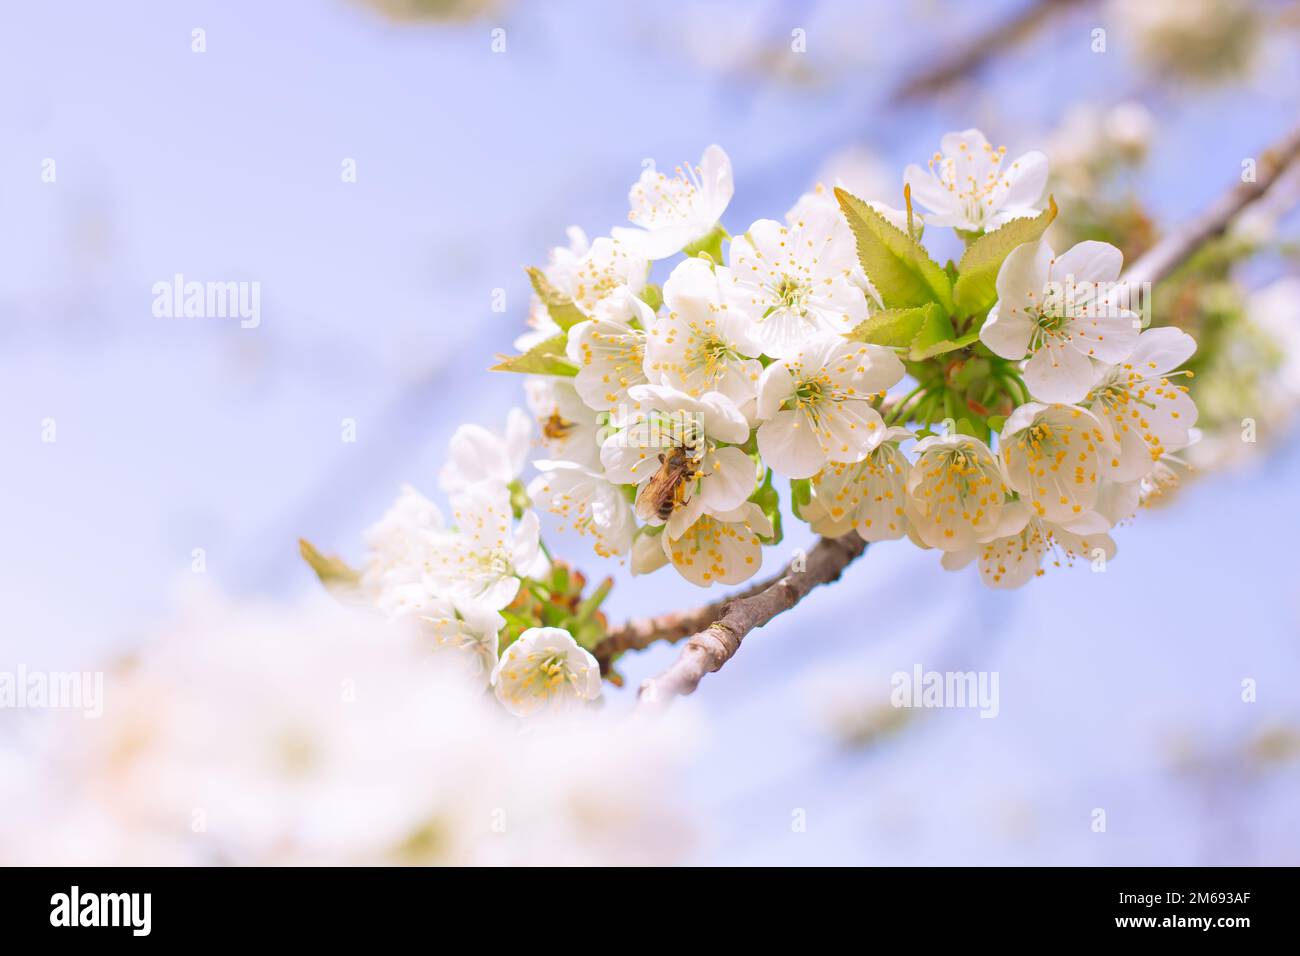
573, 576, 614, 628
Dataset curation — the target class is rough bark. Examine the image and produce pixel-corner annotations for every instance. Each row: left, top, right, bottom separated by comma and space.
636, 535, 866, 707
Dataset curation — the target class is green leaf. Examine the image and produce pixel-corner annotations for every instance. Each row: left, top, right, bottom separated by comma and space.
850, 302, 981, 362
850, 303, 943, 348
835, 187, 953, 313
299, 539, 360, 591
910, 327, 980, 361
491, 332, 577, 376
526, 267, 586, 331
907, 307, 960, 360
952, 196, 1058, 316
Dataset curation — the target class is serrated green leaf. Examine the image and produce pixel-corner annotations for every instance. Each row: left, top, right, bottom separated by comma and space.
952, 196, 1058, 316
299, 538, 360, 590
910, 328, 980, 361
491, 332, 577, 376
907, 307, 958, 360
850, 303, 943, 348
835, 187, 953, 313
526, 267, 586, 331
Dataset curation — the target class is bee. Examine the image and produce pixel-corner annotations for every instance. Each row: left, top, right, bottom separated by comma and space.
636, 445, 698, 522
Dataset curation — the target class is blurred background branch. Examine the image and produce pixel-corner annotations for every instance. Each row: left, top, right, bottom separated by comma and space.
1123, 121, 1300, 287
891, 0, 1092, 103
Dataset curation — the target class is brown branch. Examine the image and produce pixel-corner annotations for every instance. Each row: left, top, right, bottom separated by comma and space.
635, 535, 866, 708
891, 0, 1091, 104
594, 565, 787, 673
1121, 122, 1300, 288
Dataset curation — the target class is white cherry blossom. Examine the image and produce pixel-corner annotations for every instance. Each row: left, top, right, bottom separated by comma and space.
662, 502, 771, 588
602, 384, 756, 528
941, 500, 1116, 589
566, 286, 656, 411
1081, 327, 1199, 480
803, 426, 913, 541
1139, 447, 1196, 506
981, 239, 1140, 403
570, 236, 648, 316
523, 377, 605, 472
612, 145, 734, 260
645, 257, 765, 419
417, 600, 505, 688
361, 484, 445, 610
904, 128, 1048, 232
756, 335, 904, 479
515, 226, 590, 351
427, 484, 547, 611
904, 434, 1012, 552
439, 407, 531, 495
492, 627, 602, 717
527, 459, 634, 559
726, 206, 869, 358
998, 402, 1115, 523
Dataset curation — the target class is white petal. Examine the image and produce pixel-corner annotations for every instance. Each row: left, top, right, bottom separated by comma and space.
511, 510, 546, 578
821, 401, 887, 464
994, 239, 1053, 319
699, 144, 735, 221
698, 445, 758, 511
756, 362, 796, 421
996, 150, 1049, 212
979, 302, 1033, 359
1128, 326, 1197, 374
940, 128, 991, 157
1023, 340, 1095, 403
757, 409, 825, 479
1068, 309, 1139, 364
1051, 240, 1123, 285
752, 306, 818, 359
662, 255, 719, 306
503, 407, 532, 478
697, 392, 752, 445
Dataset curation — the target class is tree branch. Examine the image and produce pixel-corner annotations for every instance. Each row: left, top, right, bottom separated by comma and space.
890, 0, 1091, 104
636, 535, 866, 708
1121, 122, 1300, 288
594, 565, 789, 674
615, 119, 1300, 711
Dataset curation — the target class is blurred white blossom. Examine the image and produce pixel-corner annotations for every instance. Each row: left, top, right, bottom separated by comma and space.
0, 591, 695, 865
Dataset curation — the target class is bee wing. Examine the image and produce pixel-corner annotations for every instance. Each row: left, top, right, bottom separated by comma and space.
634, 482, 665, 522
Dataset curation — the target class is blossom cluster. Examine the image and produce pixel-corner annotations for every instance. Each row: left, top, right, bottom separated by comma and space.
503, 131, 1198, 586
317, 128, 1200, 714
